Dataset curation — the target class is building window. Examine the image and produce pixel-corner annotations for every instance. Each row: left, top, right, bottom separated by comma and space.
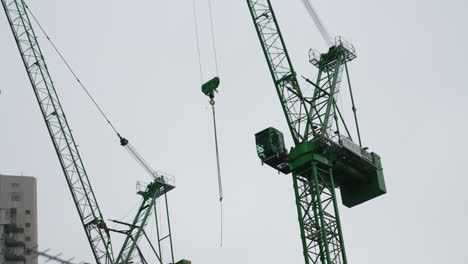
11, 192, 21, 202
10, 208, 17, 221
11, 183, 20, 188
25, 236, 31, 242
25, 210, 31, 215
26, 223, 31, 228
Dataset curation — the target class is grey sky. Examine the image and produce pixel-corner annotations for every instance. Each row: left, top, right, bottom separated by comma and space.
1, 0, 467, 263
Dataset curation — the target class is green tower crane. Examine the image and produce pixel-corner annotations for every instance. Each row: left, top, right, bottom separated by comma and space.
1, 1, 179, 263
246, 1, 387, 264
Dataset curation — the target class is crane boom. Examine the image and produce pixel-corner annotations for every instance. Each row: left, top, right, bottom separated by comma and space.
1, 0, 114, 262
246, 0, 314, 145
3, 1, 186, 263
247, 3, 347, 263
2, 1, 184, 263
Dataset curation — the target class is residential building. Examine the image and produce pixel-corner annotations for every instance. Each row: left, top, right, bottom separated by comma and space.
0, 175, 37, 264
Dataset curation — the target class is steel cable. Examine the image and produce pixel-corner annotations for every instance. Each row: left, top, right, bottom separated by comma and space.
25, 4, 121, 137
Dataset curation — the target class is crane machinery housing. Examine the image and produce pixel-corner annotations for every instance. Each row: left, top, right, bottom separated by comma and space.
1, 0, 189, 263
247, 1, 387, 264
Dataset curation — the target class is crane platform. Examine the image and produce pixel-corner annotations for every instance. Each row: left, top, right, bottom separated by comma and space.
137, 172, 175, 198
309, 37, 357, 69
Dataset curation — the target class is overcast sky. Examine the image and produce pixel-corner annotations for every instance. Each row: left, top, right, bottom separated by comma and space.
1, 0, 468, 263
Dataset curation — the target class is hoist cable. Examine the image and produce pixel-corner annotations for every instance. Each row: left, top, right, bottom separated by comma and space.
25, 4, 121, 137
207, 1, 224, 207
211, 104, 223, 202
26, 4, 164, 183
220, 200, 223, 248
208, 0, 224, 247
192, 0, 225, 247
192, 0, 204, 84
212, 103, 224, 248
208, 0, 220, 76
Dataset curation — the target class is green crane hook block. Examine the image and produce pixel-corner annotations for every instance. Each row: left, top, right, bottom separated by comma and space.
201, 76, 220, 99
176, 260, 192, 264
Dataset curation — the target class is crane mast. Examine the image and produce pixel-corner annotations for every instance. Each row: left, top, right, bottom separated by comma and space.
248, 1, 386, 264
1, 0, 114, 262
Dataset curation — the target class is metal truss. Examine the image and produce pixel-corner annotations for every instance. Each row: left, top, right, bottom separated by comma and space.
114, 179, 175, 264
307, 38, 358, 142
293, 160, 347, 264
1, 0, 114, 263
308, 58, 345, 141
247, 0, 314, 145
2, 1, 179, 263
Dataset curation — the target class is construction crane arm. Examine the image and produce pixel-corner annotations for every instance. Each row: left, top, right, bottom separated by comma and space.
3, 1, 183, 263
1, 1, 114, 263
246, 0, 315, 144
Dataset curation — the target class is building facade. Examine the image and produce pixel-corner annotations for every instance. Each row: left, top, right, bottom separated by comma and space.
0, 175, 37, 264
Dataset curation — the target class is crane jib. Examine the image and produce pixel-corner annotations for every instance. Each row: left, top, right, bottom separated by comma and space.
246, 0, 315, 145
1, 1, 115, 263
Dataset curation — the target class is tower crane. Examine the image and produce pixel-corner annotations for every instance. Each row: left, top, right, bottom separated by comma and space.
246, 1, 387, 263
1, 0, 181, 263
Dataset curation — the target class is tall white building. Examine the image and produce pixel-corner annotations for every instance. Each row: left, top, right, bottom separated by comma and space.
0, 175, 37, 264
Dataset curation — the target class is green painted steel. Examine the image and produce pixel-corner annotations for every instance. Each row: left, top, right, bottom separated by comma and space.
246, 0, 313, 145
255, 127, 289, 174
308, 43, 356, 141
176, 260, 192, 264
247, 0, 386, 263
152, 188, 176, 264
246, 1, 348, 263
288, 141, 347, 264
115, 180, 168, 264
2, 1, 179, 263
344, 63, 362, 147
339, 153, 386, 207
1, 1, 114, 263
201, 76, 220, 99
